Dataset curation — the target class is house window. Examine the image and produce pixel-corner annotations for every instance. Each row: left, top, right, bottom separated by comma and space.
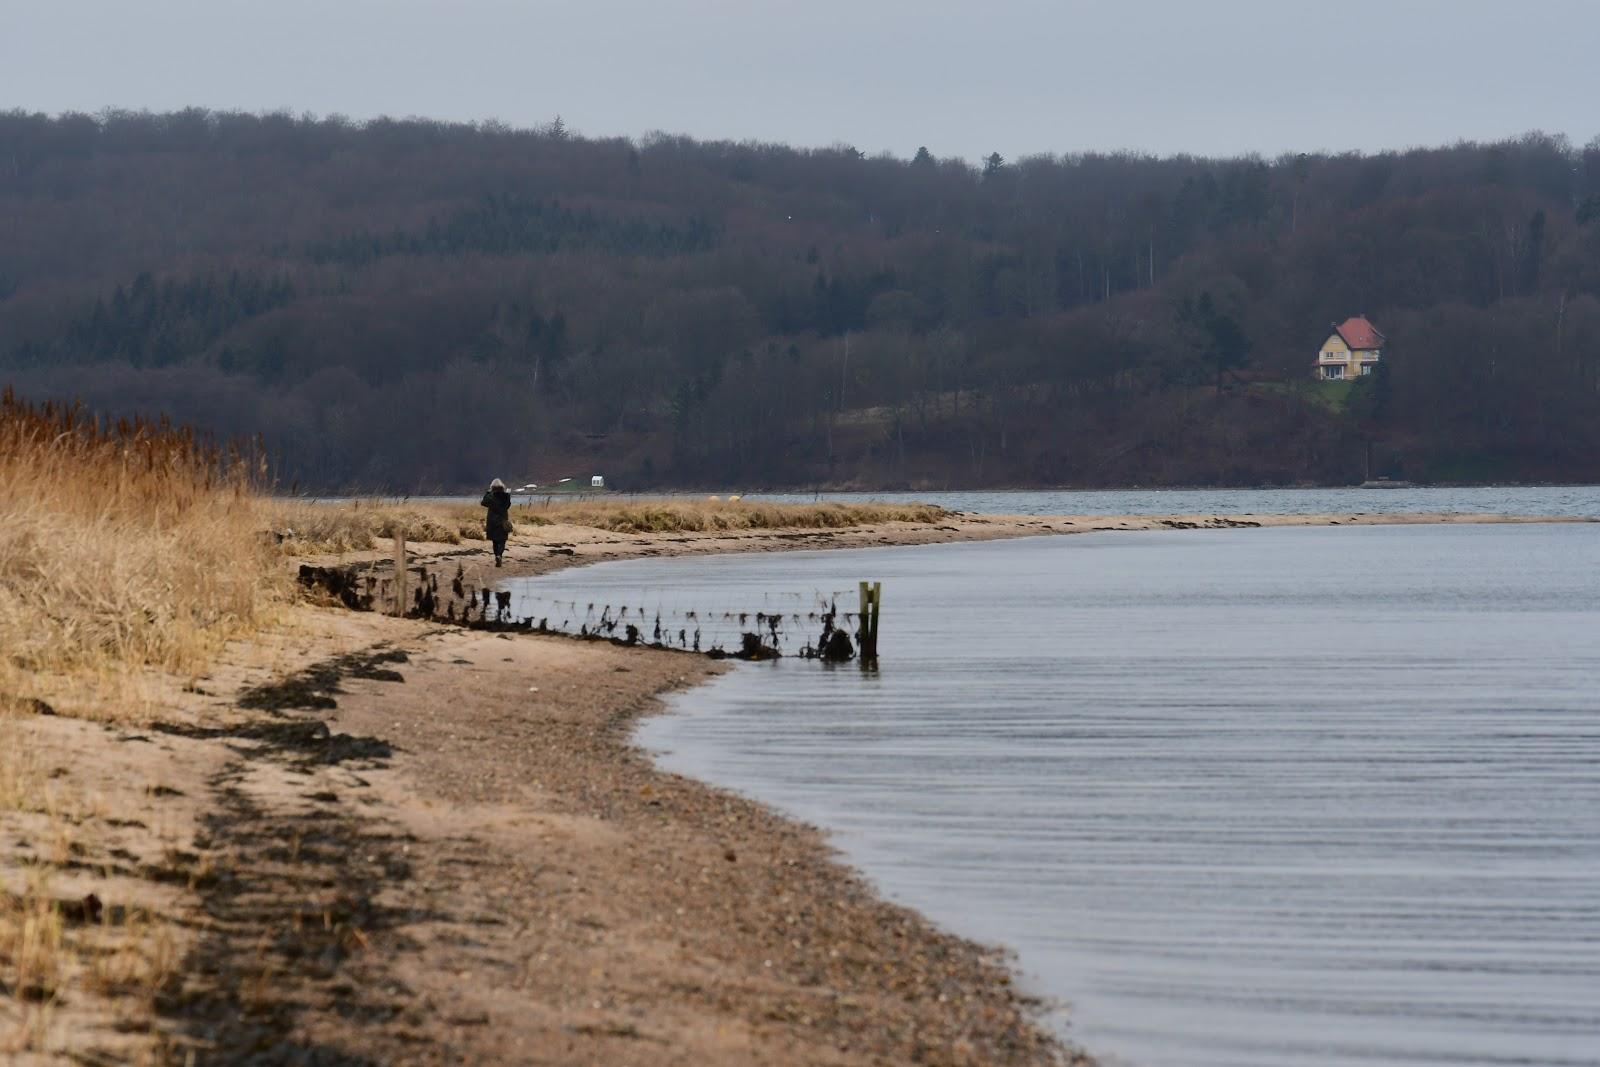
1324, 365, 1344, 380
1360, 365, 1372, 375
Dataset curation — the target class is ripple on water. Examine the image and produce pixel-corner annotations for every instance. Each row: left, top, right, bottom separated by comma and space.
515, 523, 1600, 1067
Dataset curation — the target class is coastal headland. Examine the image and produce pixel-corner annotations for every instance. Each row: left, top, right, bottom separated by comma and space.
293, 504, 1583, 586
5, 499, 1586, 1064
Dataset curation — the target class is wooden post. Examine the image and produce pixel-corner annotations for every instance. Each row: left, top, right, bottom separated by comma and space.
857, 581, 868, 655
857, 581, 881, 661
869, 582, 881, 656
393, 533, 407, 616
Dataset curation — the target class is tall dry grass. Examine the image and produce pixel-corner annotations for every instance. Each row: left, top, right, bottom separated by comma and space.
0, 389, 281, 1053
0, 388, 288, 691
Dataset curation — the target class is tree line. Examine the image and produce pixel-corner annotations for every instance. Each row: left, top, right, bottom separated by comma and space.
3, 107, 1600, 489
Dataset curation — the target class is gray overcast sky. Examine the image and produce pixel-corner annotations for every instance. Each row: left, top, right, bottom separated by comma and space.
3, 0, 1595, 162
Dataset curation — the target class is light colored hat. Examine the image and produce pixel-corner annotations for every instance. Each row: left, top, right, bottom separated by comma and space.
490, 478, 506, 489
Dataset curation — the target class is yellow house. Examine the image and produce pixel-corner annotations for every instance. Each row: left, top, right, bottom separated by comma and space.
1316, 316, 1385, 380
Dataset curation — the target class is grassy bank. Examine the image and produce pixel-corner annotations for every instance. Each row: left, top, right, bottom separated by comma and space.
518, 498, 950, 533
274, 497, 952, 552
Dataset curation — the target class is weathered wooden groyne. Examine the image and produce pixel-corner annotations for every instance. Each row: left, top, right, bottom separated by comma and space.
298, 555, 880, 664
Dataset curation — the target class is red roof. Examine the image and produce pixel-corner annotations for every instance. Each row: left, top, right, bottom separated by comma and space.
1333, 316, 1385, 351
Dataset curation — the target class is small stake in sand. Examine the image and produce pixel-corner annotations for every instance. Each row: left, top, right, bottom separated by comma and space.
857, 581, 882, 662
393, 533, 407, 616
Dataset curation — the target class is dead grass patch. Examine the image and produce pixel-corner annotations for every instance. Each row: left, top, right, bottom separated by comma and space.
0, 873, 63, 1008
0, 715, 186, 1057
0, 732, 68, 1053
0, 716, 43, 816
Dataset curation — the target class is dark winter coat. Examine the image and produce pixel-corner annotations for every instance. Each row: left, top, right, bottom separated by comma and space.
481, 488, 513, 540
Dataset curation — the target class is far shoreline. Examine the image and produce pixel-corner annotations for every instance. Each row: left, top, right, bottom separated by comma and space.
295, 508, 1595, 588
280, 480, 1600, 503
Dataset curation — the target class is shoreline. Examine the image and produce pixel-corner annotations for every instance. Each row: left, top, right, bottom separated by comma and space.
10, 605, 1086, 1064
290, 480, 1600, 500
11, 510, 1588, 1062
293, 509, 1592, 592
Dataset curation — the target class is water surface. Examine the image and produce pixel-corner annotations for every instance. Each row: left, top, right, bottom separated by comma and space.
750, 484, 1600, 519
517, 525, 1600, 1067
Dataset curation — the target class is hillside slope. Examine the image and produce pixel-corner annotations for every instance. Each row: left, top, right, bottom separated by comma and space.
3, 111, 1600, 488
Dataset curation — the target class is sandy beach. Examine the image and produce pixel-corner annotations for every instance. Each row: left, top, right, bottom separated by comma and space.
7, 509, 1586, 1064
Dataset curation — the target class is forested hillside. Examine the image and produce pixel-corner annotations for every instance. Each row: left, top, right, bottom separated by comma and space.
4, 109, 1600, 489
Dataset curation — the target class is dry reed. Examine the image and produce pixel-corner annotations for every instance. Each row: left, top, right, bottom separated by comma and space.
0, 389, 281, 1053
0, 388, 288, 692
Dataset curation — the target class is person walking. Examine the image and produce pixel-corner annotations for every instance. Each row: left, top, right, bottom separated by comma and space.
481, 478, 514, 566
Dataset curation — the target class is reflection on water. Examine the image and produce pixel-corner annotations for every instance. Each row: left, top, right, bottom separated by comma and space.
526, 524, 1600, 1067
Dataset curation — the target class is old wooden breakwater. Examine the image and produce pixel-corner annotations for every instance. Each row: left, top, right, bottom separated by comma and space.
299, 537, 884, 665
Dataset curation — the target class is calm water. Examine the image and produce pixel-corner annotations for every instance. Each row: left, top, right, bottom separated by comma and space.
750, 484, 1600, 519
512, 524, 1600, 1067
